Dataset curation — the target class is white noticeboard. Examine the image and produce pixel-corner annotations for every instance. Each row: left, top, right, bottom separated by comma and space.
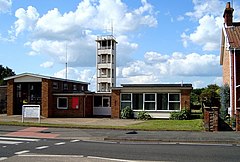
22, 105, 41, 123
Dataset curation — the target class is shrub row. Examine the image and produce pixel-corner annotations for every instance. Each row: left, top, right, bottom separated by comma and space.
120, 106, 151, 120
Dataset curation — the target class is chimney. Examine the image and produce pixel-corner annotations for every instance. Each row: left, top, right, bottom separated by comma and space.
223, 2, 234, 26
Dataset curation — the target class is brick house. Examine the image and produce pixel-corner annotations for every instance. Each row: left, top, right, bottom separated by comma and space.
4, 73, 93, 117
0, 85, 7, 113
220, 2, 240, 117
111, 84, 192, 118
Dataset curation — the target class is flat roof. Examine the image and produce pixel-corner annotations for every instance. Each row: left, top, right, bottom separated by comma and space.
120, 84, 192, 88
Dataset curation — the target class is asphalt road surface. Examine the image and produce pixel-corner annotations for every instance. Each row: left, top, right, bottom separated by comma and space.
1, 136, 240, 162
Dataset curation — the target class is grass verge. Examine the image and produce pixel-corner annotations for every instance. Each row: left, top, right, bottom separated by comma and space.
127, 119, 204, 131
0, 119, 204, 131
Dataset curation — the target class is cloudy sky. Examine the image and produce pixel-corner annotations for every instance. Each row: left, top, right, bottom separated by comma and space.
0, 0, 239, 90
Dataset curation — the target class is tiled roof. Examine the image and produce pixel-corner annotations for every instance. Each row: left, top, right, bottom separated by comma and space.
4, 73, 89, 85
225, 26, 240, 49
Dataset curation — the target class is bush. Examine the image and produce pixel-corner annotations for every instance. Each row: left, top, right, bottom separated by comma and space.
170, 109, 191, 120
121, 106, 133, 119
137, 111, 151, 120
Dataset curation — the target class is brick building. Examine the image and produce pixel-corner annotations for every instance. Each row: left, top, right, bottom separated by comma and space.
4, 73, 93, 117
4, 34, 193, 119
111, 84, 192, 118
220, 2, 240, 117
0, 85, 7, 113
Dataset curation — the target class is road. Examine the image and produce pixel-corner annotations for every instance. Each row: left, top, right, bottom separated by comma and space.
1, 136, 240, 162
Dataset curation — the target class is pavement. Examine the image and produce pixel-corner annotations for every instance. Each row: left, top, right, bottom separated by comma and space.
1, 114, 240, 144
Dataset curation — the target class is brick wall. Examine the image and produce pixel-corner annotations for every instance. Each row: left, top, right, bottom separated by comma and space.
181, 89, 191, 111
41, 79, 52, 117
204, 107, 219, 131
0, 86, 7, 113
84, 95, 93, 117
50, 95, 93, 118
111, 89, 120, 118
7, 80, 14, 115
222, 49, 230, 85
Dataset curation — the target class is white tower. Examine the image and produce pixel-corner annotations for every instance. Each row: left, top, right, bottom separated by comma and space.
96, 35, 117, 93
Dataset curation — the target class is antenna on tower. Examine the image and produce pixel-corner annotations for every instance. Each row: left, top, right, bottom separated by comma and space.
111, 19, 114, 36
65, 43, 68, 80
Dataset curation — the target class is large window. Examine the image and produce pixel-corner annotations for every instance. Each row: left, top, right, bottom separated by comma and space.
94, 96, 111, 107
57, 97, 68, 109
144, 94, 155, 110
133, 94, 143, 110
169, 94, 180, 110
120, 93, 181, 111
157, 93, 168, 110
121, 94, 131, 109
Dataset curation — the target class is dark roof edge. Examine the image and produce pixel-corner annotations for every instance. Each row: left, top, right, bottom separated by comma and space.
119, 84, 192, 88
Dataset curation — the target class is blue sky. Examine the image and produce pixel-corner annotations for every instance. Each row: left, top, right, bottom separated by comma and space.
0, 0, 239, 90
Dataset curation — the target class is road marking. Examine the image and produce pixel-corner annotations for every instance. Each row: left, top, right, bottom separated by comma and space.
83, 139, 117, 144
177, 142, 233, 147
0, 157, 7, 161
70, 140, 80, 143
2, 146, 7, 148
87, 156, 139, 162
0, 140, 23, 145
36, 146, 49, 150
0, 137, 39, 142
15, 150, 30, 155
54, 142, 66, 146
19, 154, 84, 158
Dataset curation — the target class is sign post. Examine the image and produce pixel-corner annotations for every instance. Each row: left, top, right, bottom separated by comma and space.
22, 105, 41, 123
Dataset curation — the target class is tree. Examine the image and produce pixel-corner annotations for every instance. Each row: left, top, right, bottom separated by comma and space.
200, 84, 220, 108
190, 88, 204, 109
0, 65, 15, 85
220, 84, 230, 120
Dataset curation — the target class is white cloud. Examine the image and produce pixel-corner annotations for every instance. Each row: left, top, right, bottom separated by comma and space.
144, 51, 169, 63
181, 0, 229, 51
118, 51, 221, 85
53, 67, 94, 83
40, 61, 54, 68
14, 6, 39, 36
182, 15, 222, 51
12, 0, 157, 68
186, 0, 224, 19
0, 0, 12, 13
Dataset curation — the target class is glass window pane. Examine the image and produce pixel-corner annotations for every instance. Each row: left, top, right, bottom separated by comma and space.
103, 98, 110, 107
121, 102, 131, 109
169, 102, 180, 110
145, 94, 155, 101
145, 102, 155, 110
121, 94, 131, 101
133, 94, 143, 110
169, 94, 180, 101
94, 96, 102, 107
58, 98, 68, 109
157, 93, 168, 110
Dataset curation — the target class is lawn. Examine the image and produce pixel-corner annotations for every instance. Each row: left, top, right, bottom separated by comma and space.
127, 119, 204, 131
0, 119, 204, 131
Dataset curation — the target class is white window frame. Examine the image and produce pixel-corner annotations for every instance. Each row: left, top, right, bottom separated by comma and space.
168, 93, 181, 111
57, 97, 68, 109
143, 93, 156, 111
120, 93, 132, 109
